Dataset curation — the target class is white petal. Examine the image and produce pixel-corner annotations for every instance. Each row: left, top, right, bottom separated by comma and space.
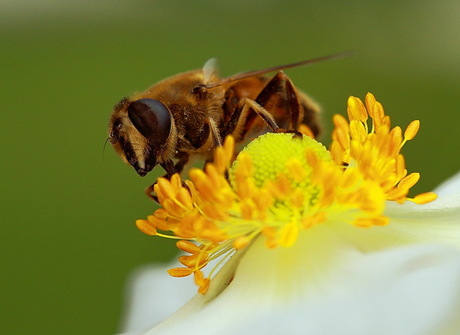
384, 193, 460, 246
329, 192, 460, 252
118, 262, 197, 334
146, 227, 460, 335
434, 171, 460, 196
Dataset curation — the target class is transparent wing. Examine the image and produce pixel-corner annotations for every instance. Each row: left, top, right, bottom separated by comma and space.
202, 58, 219, 84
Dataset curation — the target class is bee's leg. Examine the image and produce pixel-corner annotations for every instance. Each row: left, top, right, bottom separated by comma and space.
145, 153, 190, 202
208, 117, 222, 147
226, 96, 305, 141
225, 71, 307, 140
255, 71, 301, 130
224, 97, 279, 141
199, 117, 225, 168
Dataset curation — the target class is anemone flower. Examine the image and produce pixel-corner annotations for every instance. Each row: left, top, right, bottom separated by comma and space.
120, 93, 460, 335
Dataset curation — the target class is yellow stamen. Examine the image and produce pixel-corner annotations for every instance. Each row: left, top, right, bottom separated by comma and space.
347, 96, 368, 122
404, 120, 420, 141
195, 271, 210, 294
411, 192, 438, 204
234, 236, 251, 249
278, 221, 299, 247
298, 124, 315, 138
135, 219, 157, 236
176, 240, 201, 254
168, 267, 194, 277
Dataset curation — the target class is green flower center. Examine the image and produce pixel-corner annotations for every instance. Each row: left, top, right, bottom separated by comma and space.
230, 133, 331, 188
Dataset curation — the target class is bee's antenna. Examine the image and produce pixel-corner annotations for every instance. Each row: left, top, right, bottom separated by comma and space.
201, 51, 353, 89
102, 137, 111, 162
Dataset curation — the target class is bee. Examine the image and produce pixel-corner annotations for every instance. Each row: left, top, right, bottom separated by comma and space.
108, 53, 345, 199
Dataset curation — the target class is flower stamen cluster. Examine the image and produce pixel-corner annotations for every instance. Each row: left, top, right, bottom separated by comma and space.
136, 93, 436, 294
331, 93, 436, 204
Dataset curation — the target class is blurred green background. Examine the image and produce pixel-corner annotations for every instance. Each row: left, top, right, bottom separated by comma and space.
2, 0, 459, 334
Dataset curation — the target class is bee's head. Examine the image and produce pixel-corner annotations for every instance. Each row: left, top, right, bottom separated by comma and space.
109, 98, 175, 176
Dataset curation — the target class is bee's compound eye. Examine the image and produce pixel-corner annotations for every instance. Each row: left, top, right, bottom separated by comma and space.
127, 99, 172, 140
